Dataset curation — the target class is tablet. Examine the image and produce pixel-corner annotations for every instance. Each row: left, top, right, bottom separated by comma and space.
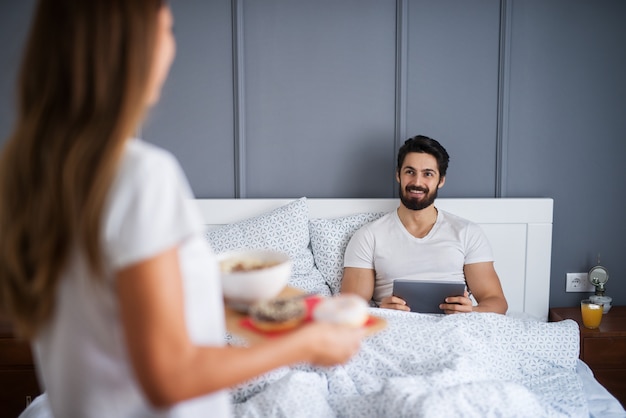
392, 279, 466, 313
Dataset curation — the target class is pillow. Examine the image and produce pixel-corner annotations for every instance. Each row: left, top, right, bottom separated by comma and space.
205, 197, 330, 295
309, 212, 385, 295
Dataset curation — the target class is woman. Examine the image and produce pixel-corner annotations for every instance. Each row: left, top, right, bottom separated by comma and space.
0, 1, 365, 416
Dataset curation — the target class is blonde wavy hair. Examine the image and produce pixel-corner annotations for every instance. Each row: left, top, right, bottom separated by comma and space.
0, 0, 164, 338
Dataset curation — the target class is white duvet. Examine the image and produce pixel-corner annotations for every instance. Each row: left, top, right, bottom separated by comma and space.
231, 310, 588, 418
19, 311, 591, 418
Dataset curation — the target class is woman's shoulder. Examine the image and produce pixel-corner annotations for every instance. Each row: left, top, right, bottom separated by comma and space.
116, 139, 183, 184
123, 138, 178, 169
108, 138, 189, 200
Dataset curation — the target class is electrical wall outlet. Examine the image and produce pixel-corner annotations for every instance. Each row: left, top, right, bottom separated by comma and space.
565, 272, 595, 292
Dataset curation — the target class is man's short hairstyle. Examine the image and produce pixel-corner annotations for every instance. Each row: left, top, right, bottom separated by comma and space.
397, 135, 450, 178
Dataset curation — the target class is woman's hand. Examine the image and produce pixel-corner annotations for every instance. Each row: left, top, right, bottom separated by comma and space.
292, 322, 366, 367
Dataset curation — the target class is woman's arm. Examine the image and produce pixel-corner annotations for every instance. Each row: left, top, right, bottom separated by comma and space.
116, 247, 365, 408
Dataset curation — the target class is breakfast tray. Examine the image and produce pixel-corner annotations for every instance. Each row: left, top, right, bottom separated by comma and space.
224, 287, 386, 344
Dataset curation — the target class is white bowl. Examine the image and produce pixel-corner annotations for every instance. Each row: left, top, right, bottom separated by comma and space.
217, 249, 292, 305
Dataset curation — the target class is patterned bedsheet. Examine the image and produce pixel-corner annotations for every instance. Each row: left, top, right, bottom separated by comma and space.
231, 310, 588, 418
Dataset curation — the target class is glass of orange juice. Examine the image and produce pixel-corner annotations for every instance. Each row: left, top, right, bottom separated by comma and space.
581, 299, 604, 329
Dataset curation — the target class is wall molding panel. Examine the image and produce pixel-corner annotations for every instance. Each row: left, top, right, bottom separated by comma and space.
495, 0, 512, 198
232, 0, 247, 197
393, 0, 409, 198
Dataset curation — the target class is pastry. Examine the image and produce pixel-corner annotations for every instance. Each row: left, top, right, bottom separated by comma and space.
248, 297, 307, 332
313, 294, 369, 327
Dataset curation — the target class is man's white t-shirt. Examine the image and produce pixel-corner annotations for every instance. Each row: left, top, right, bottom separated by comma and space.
343, 208, 494, 304
33, 139, 231, 417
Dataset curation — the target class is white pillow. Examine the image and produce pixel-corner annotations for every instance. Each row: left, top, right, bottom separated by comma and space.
205, 197, 330, 295
309, 212, 385, 295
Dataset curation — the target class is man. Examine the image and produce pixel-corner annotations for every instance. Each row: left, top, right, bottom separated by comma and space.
341, 135, 508, 314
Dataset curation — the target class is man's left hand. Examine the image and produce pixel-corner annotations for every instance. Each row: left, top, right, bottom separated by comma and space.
439, 291, 473, 314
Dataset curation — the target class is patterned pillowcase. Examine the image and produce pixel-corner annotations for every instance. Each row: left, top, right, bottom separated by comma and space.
205, 197, 330, 295
309, 212, 385, 295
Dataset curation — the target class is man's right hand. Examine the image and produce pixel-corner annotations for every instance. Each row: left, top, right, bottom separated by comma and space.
378, 295, 411, 311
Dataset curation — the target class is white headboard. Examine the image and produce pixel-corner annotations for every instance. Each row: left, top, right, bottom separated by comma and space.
194, 198, 554, 320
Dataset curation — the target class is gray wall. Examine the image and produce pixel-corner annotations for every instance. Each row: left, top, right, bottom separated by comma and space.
1, 0, 625, 309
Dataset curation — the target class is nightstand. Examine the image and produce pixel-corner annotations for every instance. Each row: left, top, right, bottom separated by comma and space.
0, 317, 41, 418
549, 306, 626, 407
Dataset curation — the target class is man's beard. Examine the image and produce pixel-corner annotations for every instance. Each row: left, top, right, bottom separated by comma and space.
399, 184, 438, 211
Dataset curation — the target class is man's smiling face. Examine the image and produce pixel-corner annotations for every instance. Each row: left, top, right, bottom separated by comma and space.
396, 152, 445, 211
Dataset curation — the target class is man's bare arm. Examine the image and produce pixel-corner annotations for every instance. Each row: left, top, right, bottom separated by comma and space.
340, 267, 375, 301
341, 268, 410, 311
458, 262, 508, 314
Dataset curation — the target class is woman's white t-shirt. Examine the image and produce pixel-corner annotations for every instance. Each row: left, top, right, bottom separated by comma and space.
343, 208, 494, 304
33, 139, 231, 417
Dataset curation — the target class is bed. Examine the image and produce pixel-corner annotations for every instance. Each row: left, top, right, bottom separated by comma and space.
19, 197, 626, 417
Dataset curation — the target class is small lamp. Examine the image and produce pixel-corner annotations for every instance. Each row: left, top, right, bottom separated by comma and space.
588, 254, 612, 313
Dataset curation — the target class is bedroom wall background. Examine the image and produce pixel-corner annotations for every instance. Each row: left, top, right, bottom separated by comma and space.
1, 0, 624, 309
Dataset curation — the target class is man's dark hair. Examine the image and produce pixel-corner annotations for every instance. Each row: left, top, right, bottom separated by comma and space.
396, 135, 450, 178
